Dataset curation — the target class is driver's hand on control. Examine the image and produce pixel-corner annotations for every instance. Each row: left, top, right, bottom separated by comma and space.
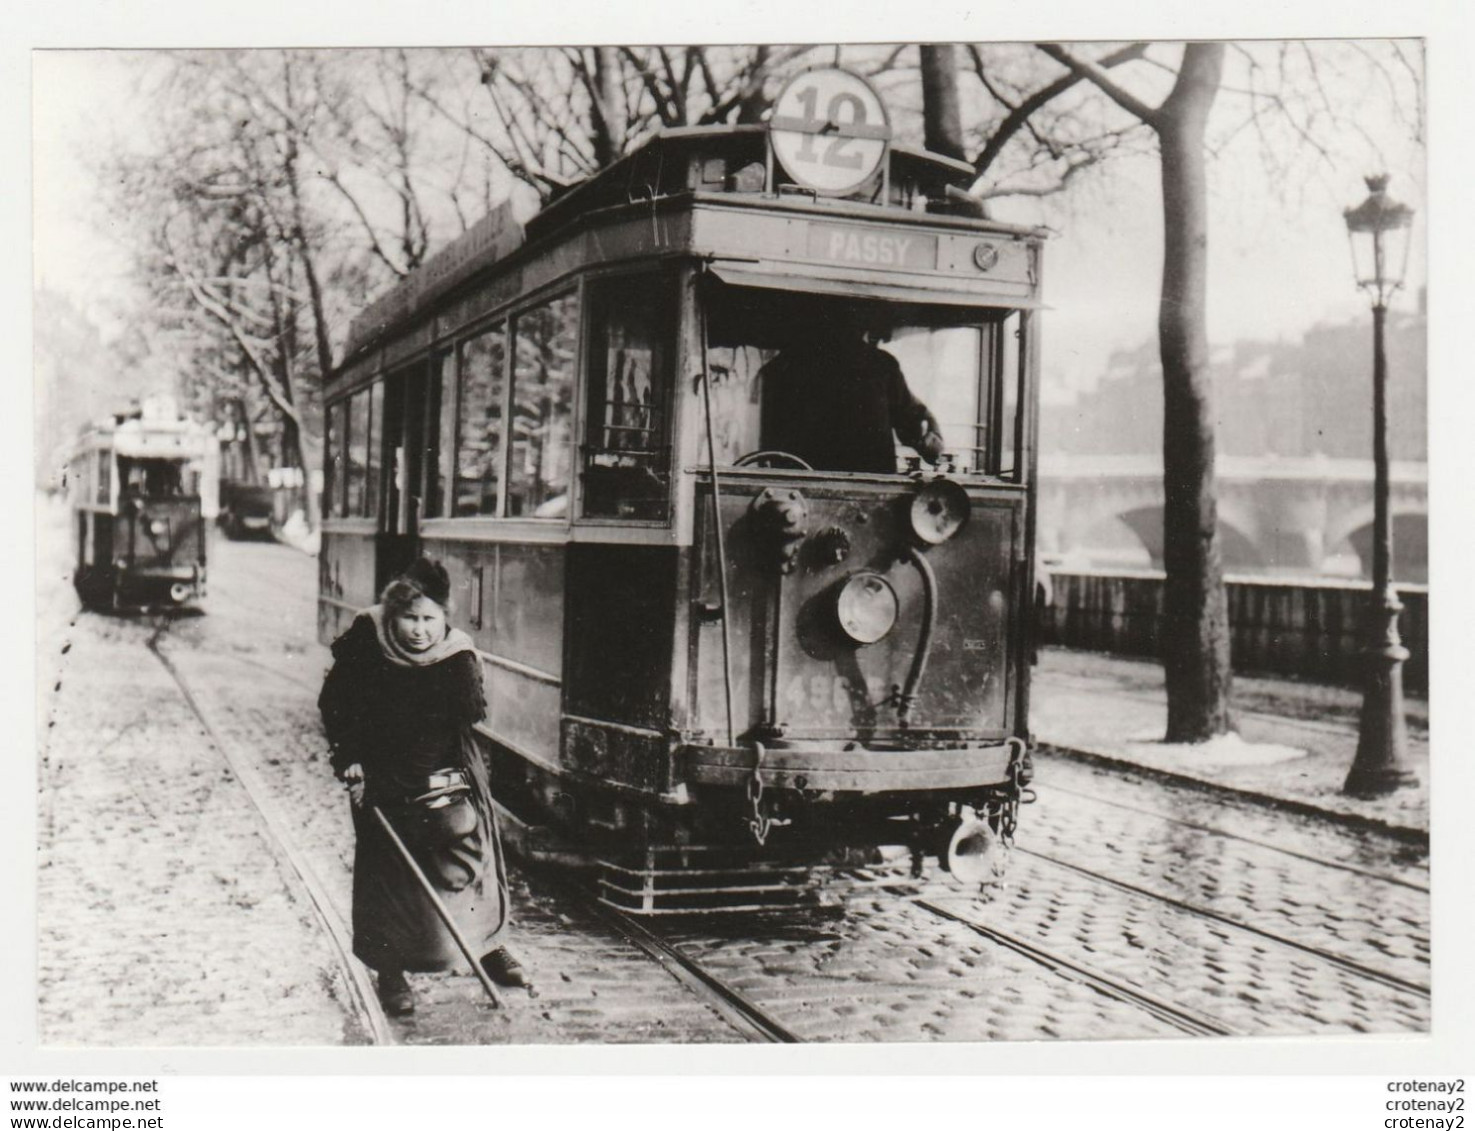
917, 429, 945, 464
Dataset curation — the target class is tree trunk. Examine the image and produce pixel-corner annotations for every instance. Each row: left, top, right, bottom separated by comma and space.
920, 45, 967, 161
1156, 42, 1233, 742
735, 47, 771, 125
589, 47, 625, 167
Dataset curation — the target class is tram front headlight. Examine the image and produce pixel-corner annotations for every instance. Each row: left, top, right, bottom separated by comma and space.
908, 478, 970, 545
148, 518, 168, 536
835, 572, 899, 645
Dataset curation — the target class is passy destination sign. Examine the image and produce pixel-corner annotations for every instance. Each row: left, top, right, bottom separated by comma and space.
805, 222, 937, 270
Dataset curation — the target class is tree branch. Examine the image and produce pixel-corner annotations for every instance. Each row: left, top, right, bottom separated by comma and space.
1035, 42, 1162, 128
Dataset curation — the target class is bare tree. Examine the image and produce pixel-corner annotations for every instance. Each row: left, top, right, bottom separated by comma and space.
441, 46, 812, 202
1034, 43, 1233, 741
915, 40, 1419, 741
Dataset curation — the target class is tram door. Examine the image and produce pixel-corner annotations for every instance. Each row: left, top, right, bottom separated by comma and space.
375, 361, 436, 590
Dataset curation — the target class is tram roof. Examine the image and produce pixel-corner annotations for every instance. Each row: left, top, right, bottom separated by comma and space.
341, 125, 1043, 366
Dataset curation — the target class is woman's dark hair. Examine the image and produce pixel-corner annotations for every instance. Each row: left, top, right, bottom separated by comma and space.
381, 557, 452, 616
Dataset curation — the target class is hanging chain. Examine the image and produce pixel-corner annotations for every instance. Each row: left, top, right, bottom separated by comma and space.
999, 737, 1036, 847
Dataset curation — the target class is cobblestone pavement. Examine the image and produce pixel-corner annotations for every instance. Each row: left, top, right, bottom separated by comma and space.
1021, 761, 1429, 990
35, 521, 1434, 1045
38, 607, 360, 1046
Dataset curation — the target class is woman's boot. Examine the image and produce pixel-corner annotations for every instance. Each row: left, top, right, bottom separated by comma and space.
376, 968, 414, 1017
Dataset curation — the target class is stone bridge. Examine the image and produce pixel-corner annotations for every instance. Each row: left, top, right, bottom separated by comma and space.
1037, 454, 1429, 582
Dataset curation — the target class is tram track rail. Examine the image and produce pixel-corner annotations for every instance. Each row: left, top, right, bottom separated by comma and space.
533, 869, 801, 1043
1015, 847, 1430, 999
910, 897, 1237, 1037
144, 619, 396, 1046
1038, 778, 1429, 893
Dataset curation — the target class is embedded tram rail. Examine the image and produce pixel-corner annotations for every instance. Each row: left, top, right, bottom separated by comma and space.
909, 897, 1236, 1037
1016, 847, 1430, 999
539, 870, 802, 1043
144, 618, 395, 1046
1042, 778, 1430, 893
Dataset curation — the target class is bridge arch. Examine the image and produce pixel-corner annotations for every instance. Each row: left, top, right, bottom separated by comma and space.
1325, 499, 1430, 559
1100, 505, 1264, 572
1325, 508, 1429, 583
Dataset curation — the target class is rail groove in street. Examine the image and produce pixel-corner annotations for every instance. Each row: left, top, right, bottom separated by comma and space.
536, 869, 802, 1043
1041, 781, 1429, 893
1038, 741, 1429, 849
1017, 848, 1430, 999
910, 897, 1238, 1038
145, 620, 396, 1046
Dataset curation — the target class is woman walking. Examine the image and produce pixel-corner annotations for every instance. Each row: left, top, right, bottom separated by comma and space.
319, 557, 528, 1016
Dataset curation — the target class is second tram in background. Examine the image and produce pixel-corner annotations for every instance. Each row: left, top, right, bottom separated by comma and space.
68, 395, 218, 612
320, 69, 1044, 911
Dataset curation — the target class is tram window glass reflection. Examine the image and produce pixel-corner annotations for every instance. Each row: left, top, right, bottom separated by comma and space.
582, 275, 676, 520
346, 390, 370, 516
454, 322, 508, 517
507, 291, 579, 518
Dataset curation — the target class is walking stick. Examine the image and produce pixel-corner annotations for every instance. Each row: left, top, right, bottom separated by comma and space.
371, 805, 502, 1008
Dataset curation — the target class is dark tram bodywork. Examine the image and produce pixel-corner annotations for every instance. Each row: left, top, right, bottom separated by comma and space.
321, 119, 1044, 894
69, 398, 218, 611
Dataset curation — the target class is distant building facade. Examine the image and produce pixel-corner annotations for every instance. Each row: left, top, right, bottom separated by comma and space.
1039, 300, 1428, 582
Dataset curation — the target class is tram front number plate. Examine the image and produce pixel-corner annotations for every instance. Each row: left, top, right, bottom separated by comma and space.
807, 223, 937, 270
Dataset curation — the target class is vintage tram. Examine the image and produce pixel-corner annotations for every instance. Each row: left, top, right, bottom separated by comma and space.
321, 70, 1043, 909
68, 395, 218, 611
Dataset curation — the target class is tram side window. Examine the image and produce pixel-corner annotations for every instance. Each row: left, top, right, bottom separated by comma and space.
995, 312, 1023, 479
454, 322, 508, 517
95, 450, 111, 506
582, 275, 676, 520
326, 400, 348, 518
424, 351, 453, 519
366, 381, 384, 520
507, 292, 579, 518
346, 390, 370, 516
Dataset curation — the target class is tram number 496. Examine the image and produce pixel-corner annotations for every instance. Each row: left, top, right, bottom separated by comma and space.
782, 673, 888, 715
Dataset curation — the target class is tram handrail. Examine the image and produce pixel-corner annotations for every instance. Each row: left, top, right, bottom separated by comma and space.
696, 265, 737, 749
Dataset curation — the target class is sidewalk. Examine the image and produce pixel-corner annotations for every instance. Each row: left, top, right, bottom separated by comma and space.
1030, 648, 1431, 843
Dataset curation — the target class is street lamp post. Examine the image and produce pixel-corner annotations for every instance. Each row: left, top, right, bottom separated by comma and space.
1342, 174, 1417, 798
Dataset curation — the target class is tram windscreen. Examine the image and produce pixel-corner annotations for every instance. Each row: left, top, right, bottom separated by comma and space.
702, 287, 1022, 476
118, 457, 199, 498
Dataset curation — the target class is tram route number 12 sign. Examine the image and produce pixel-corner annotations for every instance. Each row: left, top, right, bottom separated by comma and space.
769, 68, 891, 195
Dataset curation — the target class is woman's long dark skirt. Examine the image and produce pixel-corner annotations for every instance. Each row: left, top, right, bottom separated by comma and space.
349, 756, 507, 974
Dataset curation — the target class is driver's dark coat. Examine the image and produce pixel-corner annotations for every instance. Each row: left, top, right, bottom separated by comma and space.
759, 336, 933, 473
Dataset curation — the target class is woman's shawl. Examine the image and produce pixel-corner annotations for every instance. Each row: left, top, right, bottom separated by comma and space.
364, 604, 477, 668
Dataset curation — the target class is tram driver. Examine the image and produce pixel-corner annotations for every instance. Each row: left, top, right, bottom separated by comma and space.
759, 302, 945, 474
